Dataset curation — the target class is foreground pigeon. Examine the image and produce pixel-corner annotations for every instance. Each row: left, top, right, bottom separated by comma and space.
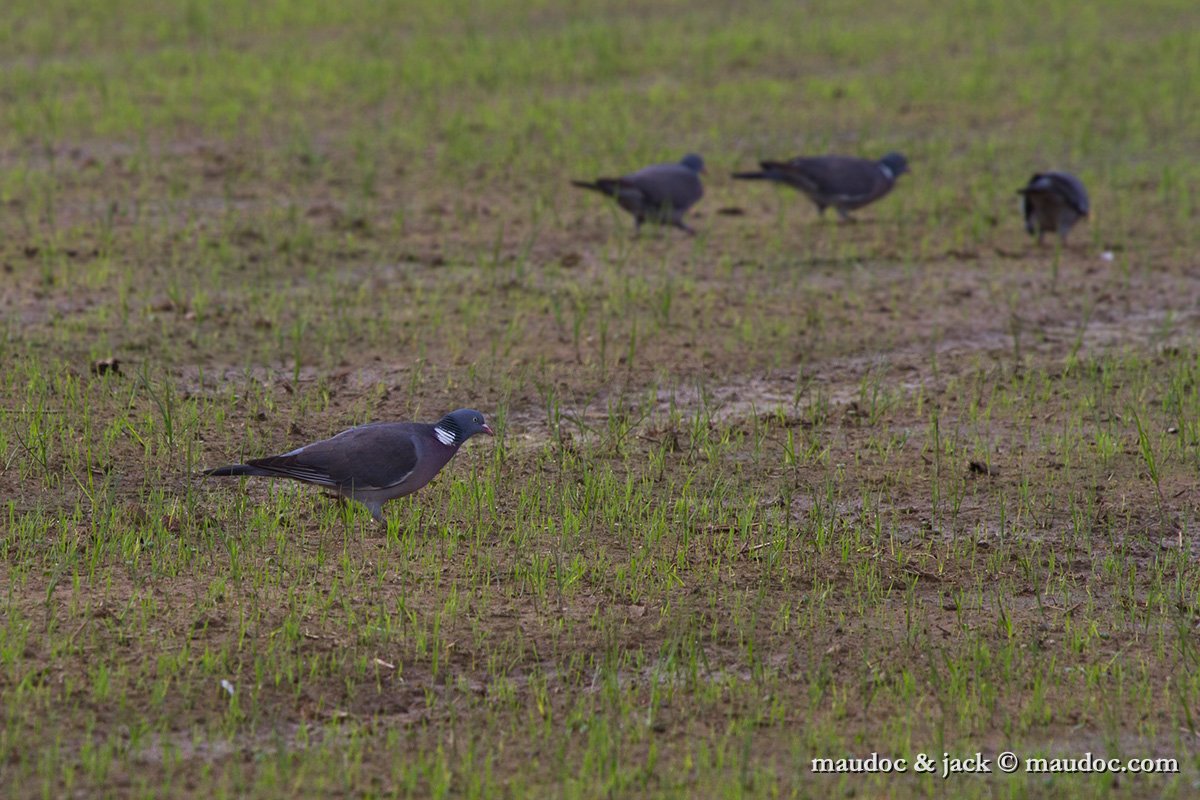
571, 154, 706, 234
733, 152, 909, 221
204, 409, 493, 522
1018, 171, 1089, 245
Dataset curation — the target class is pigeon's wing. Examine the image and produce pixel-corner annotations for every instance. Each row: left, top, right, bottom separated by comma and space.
1045, 172, 1089, 215
1021, 172, 1088, 216
246, 423, 421, 492
1021, 188, 1038, 233
604, 178, 656, 214
775, 157, 883, 202
622, 163, 704, 212
573, 177, 653, 217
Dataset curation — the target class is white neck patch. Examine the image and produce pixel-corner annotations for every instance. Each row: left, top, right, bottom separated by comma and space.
433, 426, 456, 446
879, 163, 895, 181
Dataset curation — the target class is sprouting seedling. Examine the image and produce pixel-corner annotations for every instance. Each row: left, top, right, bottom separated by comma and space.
135, 365, 175, 451
596, 312, 609, 380
549, 291, 566, 337
657, 280, 673, 327
513, 199, 543, 283
1132, 409, 1173, 546
289, 317, 308, 387
928, 403, 942, 519
625, 319, 638, 373
571, 292, 588, 364
1049, 244, 1062, 293
1006, 291, 1023, 367
1155, 310, 1177, 344
1062, 297, 1094, 377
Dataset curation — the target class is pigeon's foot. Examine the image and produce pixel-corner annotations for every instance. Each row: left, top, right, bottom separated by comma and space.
322, 492, 348, 506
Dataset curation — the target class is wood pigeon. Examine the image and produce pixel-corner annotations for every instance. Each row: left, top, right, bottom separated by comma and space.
571, 154, 705, 235
1018, 171, 1089, 245
733, 152, 909, 221
204, 409, 493, 522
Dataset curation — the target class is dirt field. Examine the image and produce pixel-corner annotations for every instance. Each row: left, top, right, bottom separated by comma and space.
3, 1, 1200, 797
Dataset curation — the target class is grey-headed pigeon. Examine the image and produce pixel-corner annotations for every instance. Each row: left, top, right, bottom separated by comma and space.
1018, 171, 1089, 245
733, 152, 909, 221
204, 408, 493, 522
572, 153, 705, 234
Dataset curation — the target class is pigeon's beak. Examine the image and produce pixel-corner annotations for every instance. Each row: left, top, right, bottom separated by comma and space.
482, 423, 495, 436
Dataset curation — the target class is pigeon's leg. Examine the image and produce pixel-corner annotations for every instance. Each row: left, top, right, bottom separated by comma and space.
816, 204, 827, 217
327, 493, 356, 530
329, 490, 384, 526
674, 219, 697, 236
633, 217, 644, 237
363, 501, 385, 525
1057, 223, 1072, 247
835, 207, 855, 224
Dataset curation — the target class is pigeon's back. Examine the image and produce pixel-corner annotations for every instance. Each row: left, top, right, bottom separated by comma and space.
279, 422, 425, 491
624, 162, 704, 211
1039, 172, 1089, 215
781, 156, 884, 201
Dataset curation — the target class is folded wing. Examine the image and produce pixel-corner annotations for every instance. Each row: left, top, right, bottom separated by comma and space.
210, 423, 420, 492
766, 157, 884, 203
622, 163, 704, 213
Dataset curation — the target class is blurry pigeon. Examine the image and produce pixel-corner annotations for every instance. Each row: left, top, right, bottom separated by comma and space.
571, 154, 705, 234
1018, 171, 1089, 245
204, 409, 493, 522
733, 152, 909, 221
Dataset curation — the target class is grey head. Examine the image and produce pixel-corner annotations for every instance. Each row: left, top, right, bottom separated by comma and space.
680, 153, 706, 174
433, 408, 494, 446
879, 152, 909, 180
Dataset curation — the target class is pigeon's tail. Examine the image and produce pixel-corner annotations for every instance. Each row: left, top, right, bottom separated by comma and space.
732, 168, 783, 181
203, 463, 273, 478
571, 179, 621, 195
